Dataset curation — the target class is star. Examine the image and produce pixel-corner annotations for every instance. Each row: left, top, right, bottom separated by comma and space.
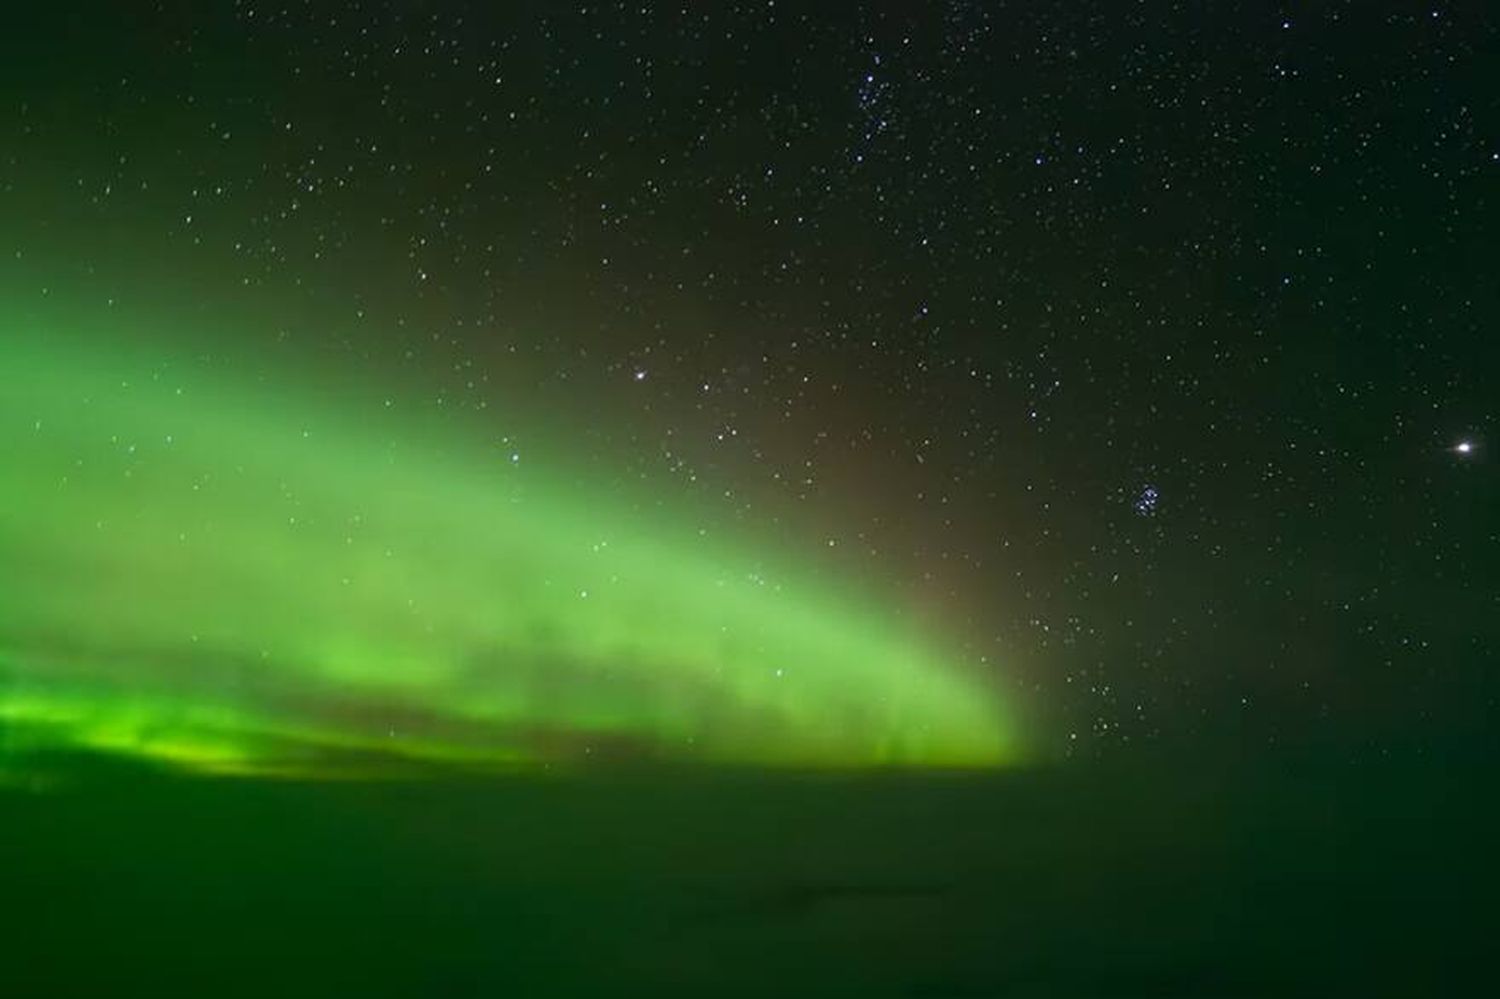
1451, 440, 1476, 457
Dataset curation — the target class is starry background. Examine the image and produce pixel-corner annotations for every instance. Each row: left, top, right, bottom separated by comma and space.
7, 2, 1495, 758
2, 2, 1498, 993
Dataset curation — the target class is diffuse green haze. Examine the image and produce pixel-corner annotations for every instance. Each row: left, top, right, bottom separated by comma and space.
1, 306, 1020, 776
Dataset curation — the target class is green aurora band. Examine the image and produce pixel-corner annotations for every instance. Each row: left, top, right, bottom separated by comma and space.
1, 307, 1019, 776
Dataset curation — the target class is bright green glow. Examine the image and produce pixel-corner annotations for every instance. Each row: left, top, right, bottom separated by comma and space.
1, 307, 1020, 776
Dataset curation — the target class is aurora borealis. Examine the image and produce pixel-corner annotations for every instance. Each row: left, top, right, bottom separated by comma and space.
4, 4, 1499, 994
1, 303, 1017, 776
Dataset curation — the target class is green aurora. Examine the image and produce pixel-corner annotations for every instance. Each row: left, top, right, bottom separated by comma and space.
1, 304, 1020, 776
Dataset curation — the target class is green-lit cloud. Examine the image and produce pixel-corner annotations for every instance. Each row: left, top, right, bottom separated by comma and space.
1, 305, 1019, 776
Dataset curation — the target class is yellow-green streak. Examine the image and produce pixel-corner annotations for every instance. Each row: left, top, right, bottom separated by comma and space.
1, 305, 1020, 776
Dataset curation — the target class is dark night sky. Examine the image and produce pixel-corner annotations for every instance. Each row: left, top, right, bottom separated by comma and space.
3, 1, 1496, 760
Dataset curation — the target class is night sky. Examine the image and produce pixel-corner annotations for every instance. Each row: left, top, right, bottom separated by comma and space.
3, 3, 1498, 993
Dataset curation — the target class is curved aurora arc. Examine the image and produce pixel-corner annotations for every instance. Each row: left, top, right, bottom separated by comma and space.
0, 311, 1019, 777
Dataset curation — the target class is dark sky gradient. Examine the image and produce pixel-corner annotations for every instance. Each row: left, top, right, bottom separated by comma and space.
3, 4, 1497, 758
4, 4, 1500, 994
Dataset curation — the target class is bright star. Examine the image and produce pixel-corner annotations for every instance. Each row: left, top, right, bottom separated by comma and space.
1452, 440, 1475, 456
